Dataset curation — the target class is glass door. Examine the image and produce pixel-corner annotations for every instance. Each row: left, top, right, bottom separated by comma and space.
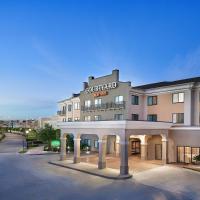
177, 147, 185, 163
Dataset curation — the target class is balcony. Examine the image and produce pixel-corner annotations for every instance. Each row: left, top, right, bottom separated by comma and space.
81, 101, 126, 112
57, 110, 66, 116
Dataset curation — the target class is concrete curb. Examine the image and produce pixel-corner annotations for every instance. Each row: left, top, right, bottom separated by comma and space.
48, 161, 132, 180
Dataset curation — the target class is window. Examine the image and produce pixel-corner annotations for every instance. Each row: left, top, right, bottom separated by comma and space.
84, 116, 91, 121
172, 113, 184, 123
114, 114, 123, 120
68, 104, 72, 112
132, 114, 139, 121
132, 95, 139, 105
74, 102, 80, 110
94, 115, 101, 121
74, 117, 80, 121
84, 100, 91, 108
83, 139, 91, 146
147, 96, 157, 106
94, 140, 98, 148
62, 118, 66, 122
115, 96, 123, 104
147, 114, 157, 122
94, 99, 102, 107
172, 93, 184, 103
68, 118, 72, 122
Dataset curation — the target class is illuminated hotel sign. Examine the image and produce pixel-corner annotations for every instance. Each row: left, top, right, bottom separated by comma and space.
85, 82, 118, 94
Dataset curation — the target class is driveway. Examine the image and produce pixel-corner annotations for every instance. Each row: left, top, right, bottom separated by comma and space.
0, 133, 199, 200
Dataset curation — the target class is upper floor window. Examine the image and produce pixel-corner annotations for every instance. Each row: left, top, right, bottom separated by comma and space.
132, 95, 139, 105
132, 114, 139, 121
84, 100, 91, 108
115, 96, 123, 104
172, 113, 184, 124
68, 105, 72, 112
147, 96, 157, 106
172, 93, 184, 103
74, 102, 80, 110
147, 114, 157, 122
94, 99, 102, 107
94, 115, 101, 121
84, 116, 91, 121
114, 114, 123, 120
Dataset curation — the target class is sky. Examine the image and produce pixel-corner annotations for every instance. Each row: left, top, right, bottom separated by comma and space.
1, 0, 200, 120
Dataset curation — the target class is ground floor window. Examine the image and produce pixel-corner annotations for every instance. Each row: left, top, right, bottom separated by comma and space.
177, 146, 200, 163
131, 141, 140, 154
94, 140, 98, 148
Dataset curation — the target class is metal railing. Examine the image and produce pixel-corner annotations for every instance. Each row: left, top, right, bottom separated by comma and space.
57, 110, 66, 116
81, 101, 126, 112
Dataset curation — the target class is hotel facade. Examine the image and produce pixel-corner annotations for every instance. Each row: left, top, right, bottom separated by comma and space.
56, 69, 200, 177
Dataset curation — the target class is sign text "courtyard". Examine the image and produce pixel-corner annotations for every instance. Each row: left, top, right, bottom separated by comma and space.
85, 82, 118, 93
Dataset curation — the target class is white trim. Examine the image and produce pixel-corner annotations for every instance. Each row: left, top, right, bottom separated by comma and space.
170, 126, 200, 130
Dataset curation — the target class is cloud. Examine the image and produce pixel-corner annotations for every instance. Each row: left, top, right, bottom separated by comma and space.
168, 47, 200, 79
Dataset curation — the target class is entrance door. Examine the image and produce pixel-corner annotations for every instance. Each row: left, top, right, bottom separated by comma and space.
131, 141, 140, 154
155, 144, 162, 160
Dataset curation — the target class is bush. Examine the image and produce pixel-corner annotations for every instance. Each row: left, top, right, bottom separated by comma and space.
194, 155, 200, 161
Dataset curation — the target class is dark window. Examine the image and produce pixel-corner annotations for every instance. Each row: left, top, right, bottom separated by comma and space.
172, 113, 184, 123
147, 114, 157, 122
132, 114, 139, 121
132, 95, 139, 105
114, 114, 123, 120
68, 105, 72, 112
147, 96, 157, 106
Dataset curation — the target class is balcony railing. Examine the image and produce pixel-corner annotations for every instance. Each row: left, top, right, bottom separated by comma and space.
81, 101, 126, 112
57, 110, 66, 116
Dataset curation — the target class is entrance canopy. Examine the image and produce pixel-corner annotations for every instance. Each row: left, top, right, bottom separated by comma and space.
57, 120, 172, 138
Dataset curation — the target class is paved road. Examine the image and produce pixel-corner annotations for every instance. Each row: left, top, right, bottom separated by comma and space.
0, 133, 199, 200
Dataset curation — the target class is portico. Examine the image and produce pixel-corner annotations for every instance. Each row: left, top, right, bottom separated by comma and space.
57, 120, 172, 177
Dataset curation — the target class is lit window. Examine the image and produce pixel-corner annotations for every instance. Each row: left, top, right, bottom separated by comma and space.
94, 99, 102, 107
115, 96, 123, 104
74, 117, 80, 121
94, 115, 101, 121
74, 102, 80, 110
172, 93, 184, 103
94, 140, 98, 148
84, 100, 91, 108
84, 116, 91, 121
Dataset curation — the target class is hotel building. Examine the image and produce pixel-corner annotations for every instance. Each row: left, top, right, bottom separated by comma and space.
56, 69, 200, 177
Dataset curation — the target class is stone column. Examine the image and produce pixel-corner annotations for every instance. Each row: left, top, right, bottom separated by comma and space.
141, 143, 148, 160
73, 136, 81, 163
98, 137, 107, 169
120, 138, 129, 176
162, 138, 168, 164
60, 137, 67, 161
184, 89, 192, 126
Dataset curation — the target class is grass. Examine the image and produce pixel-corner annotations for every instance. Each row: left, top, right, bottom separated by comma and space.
0, 133, 5, 141
18, 149, 28, 154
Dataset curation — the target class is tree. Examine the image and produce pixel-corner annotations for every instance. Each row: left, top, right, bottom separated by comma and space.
38, 124, 60, 149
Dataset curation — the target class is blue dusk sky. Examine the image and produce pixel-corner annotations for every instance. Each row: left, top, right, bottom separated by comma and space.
1, 0, 200, 120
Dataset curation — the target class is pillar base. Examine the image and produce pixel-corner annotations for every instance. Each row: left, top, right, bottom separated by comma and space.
98, 161, 106, 169
120, 165, 129, 175
60, 154, 67, 161
73, 157, 81, 163
162, 159, 167, 165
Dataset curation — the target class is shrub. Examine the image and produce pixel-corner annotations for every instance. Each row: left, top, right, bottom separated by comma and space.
193, 155, 200, 161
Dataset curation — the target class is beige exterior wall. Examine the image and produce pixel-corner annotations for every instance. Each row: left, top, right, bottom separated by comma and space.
147, 93, 184, 122
57, 96, 80, 122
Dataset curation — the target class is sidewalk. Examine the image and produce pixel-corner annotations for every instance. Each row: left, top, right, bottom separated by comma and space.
25, 146, 59, 155
49, 159, 132, 180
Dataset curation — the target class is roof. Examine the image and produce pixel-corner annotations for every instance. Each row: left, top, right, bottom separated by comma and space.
133, 76, 200, 90
57, 93, 80, 103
